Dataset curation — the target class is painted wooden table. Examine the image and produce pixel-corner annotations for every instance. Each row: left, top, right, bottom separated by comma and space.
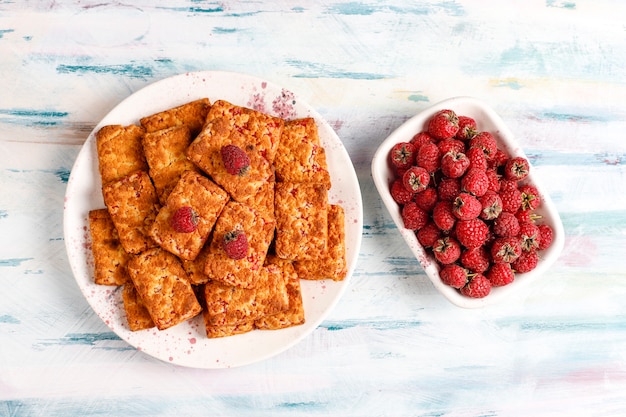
2, 1, 626, 415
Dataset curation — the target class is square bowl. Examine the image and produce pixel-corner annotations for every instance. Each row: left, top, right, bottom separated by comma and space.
371, 96, 564, 308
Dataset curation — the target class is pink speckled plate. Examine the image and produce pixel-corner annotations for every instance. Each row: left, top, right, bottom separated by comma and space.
63, 71, 363, 368
371, 96, 564, 308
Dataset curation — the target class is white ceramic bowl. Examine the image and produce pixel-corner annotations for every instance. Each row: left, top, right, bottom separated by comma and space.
371, 96, 565, 308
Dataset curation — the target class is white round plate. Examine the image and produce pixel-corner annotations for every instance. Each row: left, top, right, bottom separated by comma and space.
63, 71, 363, 368
371, 96, 564, 308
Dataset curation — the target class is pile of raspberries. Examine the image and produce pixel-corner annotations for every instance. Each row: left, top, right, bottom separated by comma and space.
388, 109, 554, 298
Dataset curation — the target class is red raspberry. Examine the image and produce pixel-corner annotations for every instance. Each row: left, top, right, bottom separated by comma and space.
170, 206, 199, 233
410, 131, 435, 148
456, 218, 489, 249
416, 141, 441, 173
492, 212, 520, 238
487, 262, 515, 287
222, 230, 249, 260
221, 144, 251, 175
401, 202, 429, 230
452, 192, 482, 220
504, 156, 530, 181
427, 109, 459, 140
437, 177, 461, 201
440, 264, 469, 289
499, 186, 523, 213
433, 236, 461, 265
390, 179, 413, 205
512, 250, 539, 273
461, 167, 489, 197
515, 209, 537, 224
489, 148, 509, 169
441, 150, 470, 179
518, 222, 541, 251
490, 237, 522, 263
415, 187, 438, 212
485, 168, 501, 192
479, 191, 503, 221
416, 222, 441, 248
461, 273, 491, 298
519, 184, 541, 211
402, 166, 430, 193
466, 146, 488, 171
389, 142, 416, 170
537, 224, 554, 250
438, 138, 465, 155
469, 131, 497, 160
432, 201, 456, 232
456, 115, 478, 140
460, 246, 490, 273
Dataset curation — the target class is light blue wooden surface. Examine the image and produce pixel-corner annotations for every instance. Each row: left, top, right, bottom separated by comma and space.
1, 1, 626, 415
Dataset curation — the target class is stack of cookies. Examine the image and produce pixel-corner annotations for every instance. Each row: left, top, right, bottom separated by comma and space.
88, 98, 347, 338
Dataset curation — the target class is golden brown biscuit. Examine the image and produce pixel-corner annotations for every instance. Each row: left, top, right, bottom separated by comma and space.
181, 244, 211, 286
102, 171, 160, 255
201, 100, 284, 162
149, 171, 229, 261
274, 182, 328, 261
239, 178, 275, 221
122, 283, 155, 331
142, 125, 200, 204
293, 204, 347, 281
203, 263, 290, 328
127, 247, 202, 331
88, 209, 130, 286
274, 117, 331, 187
255, 256, 305, 330
186, 118, 274, 202
139, 98, 211, 137
203, 317, 254, 339
95, 124, 148, 186
203, 201, 276, 289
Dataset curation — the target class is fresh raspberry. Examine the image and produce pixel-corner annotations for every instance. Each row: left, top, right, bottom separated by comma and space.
515, 209, 540, 224
414, 187, 438, 212
432, 201, 456, 232
485, 168, 501, 193
441, 150, 470, 179
489, 148, 509, 169
461, 274, 491, 298
479, 191, 503, 221
456, 218, 489, 249
438, 138, 465, 155
452, 192, 482, 220
389, 142, 416, 170
410, 131, 434, 149
456, 115, 478, 140
433, 236, 461, 265
519, 184, 541, 211
222, 230, 249, 260
401, 202, 429, 230
512, 250, 539, 273
460, 246, 490, 273
402, 166, 430, 193
390, 179, 414, 205
465, 146, 488, 171
492, 212, 520, 237
537, 224, 554, 250
461, 167, 489, 197
437, 177, 461, 201
469, 131, 497, 160
504, 156, 530, 181
427, 109, 459, 140
499, 179, 518, 193
490, 237, 522, 263
440, 264, 468, 289
487, 262, 515, 287
416, 141, 441, 173
518, 222, 541, 251
170, 206, 199, 233
221, 144, 251, 176
499, 185, 523, 213
416, 222, 441, 248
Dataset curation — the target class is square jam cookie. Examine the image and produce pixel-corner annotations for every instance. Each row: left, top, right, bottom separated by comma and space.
149, 170, 229, 261
88, 209, 130, 286
139, 98, 211, 137
96, 124, 148, 186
